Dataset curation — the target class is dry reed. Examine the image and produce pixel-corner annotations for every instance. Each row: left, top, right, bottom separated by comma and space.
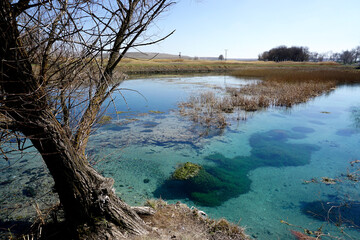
178, 92, 228, 129
230, 67, 360, 108
179, 67, 360, 128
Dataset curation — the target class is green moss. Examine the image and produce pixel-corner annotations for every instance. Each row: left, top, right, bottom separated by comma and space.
173, 162, 202, 180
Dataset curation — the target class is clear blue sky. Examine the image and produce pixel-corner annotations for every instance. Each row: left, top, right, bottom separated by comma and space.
139, 0, 360, 58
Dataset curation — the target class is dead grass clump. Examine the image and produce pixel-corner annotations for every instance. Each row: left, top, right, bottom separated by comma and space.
145, 199, 168, 210
178, 91, 228, 129
209, 218, 246, 239
228, 67, 354, 108
234, 79, 336, 108
179, 66, 360, 129
134, 201, 249, 240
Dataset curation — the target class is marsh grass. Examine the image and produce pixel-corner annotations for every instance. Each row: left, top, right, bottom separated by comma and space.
230, 67, 360, 107
178, 92, 228, 129
179, 67, 360, 128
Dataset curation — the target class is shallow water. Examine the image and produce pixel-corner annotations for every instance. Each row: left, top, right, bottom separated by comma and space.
90, 75, 360, 239
1, 75, 360, 239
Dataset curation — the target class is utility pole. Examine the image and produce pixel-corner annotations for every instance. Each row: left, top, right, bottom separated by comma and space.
225, 49, 228, 61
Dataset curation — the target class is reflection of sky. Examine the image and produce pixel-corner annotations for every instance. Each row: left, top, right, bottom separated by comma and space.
103, 75, 258, 115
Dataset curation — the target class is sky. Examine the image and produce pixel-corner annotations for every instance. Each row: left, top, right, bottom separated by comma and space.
139, 0, 360, 59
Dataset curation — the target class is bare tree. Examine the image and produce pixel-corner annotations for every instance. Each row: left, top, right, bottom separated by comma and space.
0, 0, 174, 239
340, 50, 356, 64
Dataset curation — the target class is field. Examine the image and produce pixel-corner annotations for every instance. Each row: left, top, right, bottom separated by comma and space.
118, 58, 355, 75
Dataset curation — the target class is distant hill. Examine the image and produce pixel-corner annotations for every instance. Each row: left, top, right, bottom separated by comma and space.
198, 57, 257, 61
123, 52, 257, 61
124, 52, 191, 60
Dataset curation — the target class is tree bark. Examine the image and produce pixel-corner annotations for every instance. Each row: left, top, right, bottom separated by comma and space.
1, 1, 148, 238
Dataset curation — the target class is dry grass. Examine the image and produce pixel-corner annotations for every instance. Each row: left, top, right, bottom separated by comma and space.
116, 58, 346, 75
230, 67, 360, 108
178, 92, 228, 129
231, 67, 360, 83
130, 200, 250, 240
178, 66, 360, 128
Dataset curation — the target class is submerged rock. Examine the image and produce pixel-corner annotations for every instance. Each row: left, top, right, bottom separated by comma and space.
172, 162, 202, 180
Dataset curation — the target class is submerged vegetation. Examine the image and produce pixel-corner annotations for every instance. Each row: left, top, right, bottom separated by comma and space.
172, 162, 202, 180
154, 129, 319, 206
179, 66, 360, 128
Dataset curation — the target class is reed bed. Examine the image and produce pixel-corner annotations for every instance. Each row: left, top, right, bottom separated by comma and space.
178, 92, 228, 129
231, 67, 360, 84
229, 67, 360, 108
178, 67, 360, 128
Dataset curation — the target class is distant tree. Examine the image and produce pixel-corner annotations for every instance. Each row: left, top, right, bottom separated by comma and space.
258, 46, 309, 62
354, 46, 360, 63
218, 54, 224, 60
330, 52, 341, 62
340, 50, 356, 64
317, 54, 325, 62
309, 52, 326, 62
258, 51, 269, 61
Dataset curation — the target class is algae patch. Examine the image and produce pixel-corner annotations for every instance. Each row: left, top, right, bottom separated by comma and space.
154, 129, 320, 207
172, 162, 202, 180
149, 110, 165, 114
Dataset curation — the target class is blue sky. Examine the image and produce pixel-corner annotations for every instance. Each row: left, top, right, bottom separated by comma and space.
139, 0, 360, 58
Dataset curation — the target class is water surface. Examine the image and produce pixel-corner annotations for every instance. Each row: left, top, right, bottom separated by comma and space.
1, 75, 359, 239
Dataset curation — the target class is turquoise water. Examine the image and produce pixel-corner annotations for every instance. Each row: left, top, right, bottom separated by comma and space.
1, 75, 359, 239
89, 75, 360, 239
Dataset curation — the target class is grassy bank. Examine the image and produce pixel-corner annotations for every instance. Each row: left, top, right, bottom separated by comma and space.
118, 58, 353, 75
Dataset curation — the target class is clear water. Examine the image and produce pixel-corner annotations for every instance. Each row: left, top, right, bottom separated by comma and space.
1, 75, 360, 239
89, 75, 360, 239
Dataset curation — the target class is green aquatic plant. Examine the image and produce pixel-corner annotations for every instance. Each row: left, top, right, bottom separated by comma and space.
154, 129, 320, 206
149, 110, 165, 114
116, 111, 128, 114
98, 115, 112, 125
172, 162, 202, 180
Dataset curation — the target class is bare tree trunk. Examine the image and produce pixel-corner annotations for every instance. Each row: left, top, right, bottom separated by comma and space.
0, 2, 148, 238
23, 110, 149, 238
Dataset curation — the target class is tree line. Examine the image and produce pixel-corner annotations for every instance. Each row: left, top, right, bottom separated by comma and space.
258, 45, 360, 64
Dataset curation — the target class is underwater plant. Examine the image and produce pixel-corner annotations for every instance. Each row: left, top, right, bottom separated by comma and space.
154, 128, 320, 206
